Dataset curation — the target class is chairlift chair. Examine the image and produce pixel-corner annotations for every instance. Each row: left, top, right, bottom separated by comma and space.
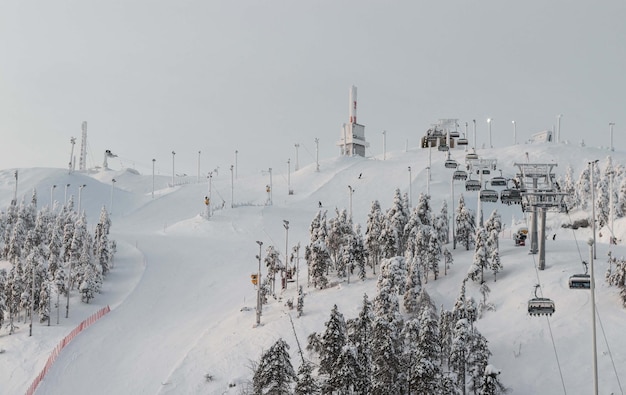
569, 261, 591, 289
465, 179, 481, 191
480, 189, 499, 203
457, 137, 469, 146
528, 285, 555, 316
466, 152, 478, 161
490, 171, 507, 187
450, 130, 460, 138
445, 158, 458, 169
453, 169, 468, 181
500, 188, 522, 205
438, 144, 449, 152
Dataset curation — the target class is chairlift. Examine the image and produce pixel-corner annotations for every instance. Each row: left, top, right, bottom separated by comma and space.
465, 179, 481, 191
444, 153, 458, 169
490, 170, 507, 187
480, 189, 499, 203
528, 285, 555, 316
569, 261, 591, 289
450, 130, 460, 138
477, 168, 491, 175
438, 144, 449, 152
466, 151, 478, 161
500, 188, 522, 205
453, 169, 468, 181
457, 137, 469, 146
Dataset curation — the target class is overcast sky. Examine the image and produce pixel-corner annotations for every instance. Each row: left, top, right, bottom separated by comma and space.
1, 1, 624, 177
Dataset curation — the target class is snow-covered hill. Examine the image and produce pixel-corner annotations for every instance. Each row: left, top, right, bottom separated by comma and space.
2, 142, 626, 394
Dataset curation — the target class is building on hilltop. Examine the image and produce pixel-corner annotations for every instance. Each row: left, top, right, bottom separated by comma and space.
337, 85, 369, 157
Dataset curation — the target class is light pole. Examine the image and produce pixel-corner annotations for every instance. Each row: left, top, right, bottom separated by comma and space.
348, 185, 354, 220
64, 183, 70, 205
171, 151, 176, 187
287, 159, 291, 195
110, 179, 116, 216
230, 165, 234, 208
283, 220, 289, 290
235, 150, 239, 179
609, 122, 615, 151
408, 166, 412, 208
269, 168, 273, 205
68, 137, 76, 174
197, 151, 201, 184
255, 241, 263, 326
382, 130, 387, 160
451, 171, 456, 249
512, 120, 517, 145
50, 184, 56, 209
472, 119, 477, 150
557, 114, 562, 143
77, 184, 86, 214
152, 159, 156, 199
294, 143, 300, 171
588, 238, 599, 395
487, 118, 493, 148
426, 167, 431, 196
589, 160, 598, 258
207, 171, 213, 217
314, 138, 320, 172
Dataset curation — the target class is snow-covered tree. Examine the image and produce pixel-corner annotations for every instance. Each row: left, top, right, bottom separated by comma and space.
347, 294, 374, 394
468, 227, 488, 283
435, 200, 450, 244
456, 194, 475, 251
365, 200, 385, 274
264, 245, 283, 293
305, 239, 330, 289
294, 360, 320, 395
318, 304, 348, 379
252, 338, 297, 394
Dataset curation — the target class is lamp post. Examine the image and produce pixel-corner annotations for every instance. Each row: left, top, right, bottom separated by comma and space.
283, 220, 289, 290
348, 185, 354, 220
588, 238, 599, 395
472, 119, 477, 150
382, 130, 387, 160
255, 241, 263, 326
294, 143, 300, 171
426, 167, 431, 196
230, 165, 234, 208
287, 159, 291, 195
235, 150, 239, 179
110, 178, 116, 216
64, 183, 70, 205
50, 184, 56, 209
171, 151, 176, 187
487, 118, 493, 148
451, 172, 456, 249
78, 184, 86, 214
152, 159, 156, 199
609, 122, 615, 151
207, 171, 213, 218
269, 168, 273, 205
408, 166, 412, 208
589, 160, 598, 258
557, 114, 562, 143
512, 120, 517, 145
197, 151, 201, 184
314, 138, 320, 172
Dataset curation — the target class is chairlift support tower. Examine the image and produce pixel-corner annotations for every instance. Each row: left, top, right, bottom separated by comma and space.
514, 163, 569, 270
466, 157, 497, 227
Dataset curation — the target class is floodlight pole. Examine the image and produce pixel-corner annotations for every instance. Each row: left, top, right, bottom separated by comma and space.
557, 114, 562, 143
235, 150, 239, 179
12, 170, 18, 205
287, 159, 291, 195
283, 220, 289, 289
472, 119, 477, 150
512, 120, 517, 145
269, 168, 273, 205
230, 165, 234, 208
110, 179, 116, 216
408, 166, 412, 208
64, 184, 70, 205
152, 159, 156, 199
487, 118, 493, 148
314, 138, 320, 172
348, 185, 354, 220
171, 151, 176, 187
294, 143, 300, 171
207, 171, 213, 217
589, 160, 598, 258
197, 151, 201, 184
50, 184, 57, 209
451, 172, 456, 249
609, 122, 615, 152
78, 184, 86, 214
68, 137, 76, 174
382, 130, 387, 160
588, 238, 598, 395
255, 241, 263, 326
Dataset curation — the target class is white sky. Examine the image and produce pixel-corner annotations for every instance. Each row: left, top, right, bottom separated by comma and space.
1, 1, 625, 176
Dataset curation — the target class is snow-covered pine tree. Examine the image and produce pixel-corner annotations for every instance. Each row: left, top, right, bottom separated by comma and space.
296, 286, 304, 317
386, 188, 409, 256
487, 230, 502, 282
436, 200, 450, 244
416, 192, 433, 227
294, 360, 320, 395
413, 307, 443, 393
252, 338, 297, 394
467, 329, 493, 395
352, 224, 367, 281
456, 194, 475, 251
263, 245, 282, 294
575, 166, 591, 210
318, 304, 348, 387
403, 254, 422, 315
449, 318, 471, 394
468, 227, 488, 283
0, 269, 6, 328
346, 293, 374, 394
325, 343, 360, 394
304, 239, 330, 289
365, 200, 385, 274
563, 165, 578, 210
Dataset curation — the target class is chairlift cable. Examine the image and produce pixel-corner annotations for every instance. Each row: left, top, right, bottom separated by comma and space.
523, 215, 568, 394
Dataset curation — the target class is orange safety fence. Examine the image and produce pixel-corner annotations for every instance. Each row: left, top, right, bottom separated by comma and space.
25, 305, 111, 395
